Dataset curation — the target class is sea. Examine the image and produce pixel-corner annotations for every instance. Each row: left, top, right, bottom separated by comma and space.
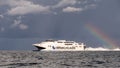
0, 51, 120, 68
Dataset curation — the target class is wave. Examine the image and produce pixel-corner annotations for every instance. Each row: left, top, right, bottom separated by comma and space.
85, 47, 120, 51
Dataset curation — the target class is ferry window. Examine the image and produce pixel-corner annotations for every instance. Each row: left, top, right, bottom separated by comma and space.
58, 42, 62, 43
64, 42, 74, 43
65, 44, 72, 45
45, 39, 54, 42
48, 45, 51, 47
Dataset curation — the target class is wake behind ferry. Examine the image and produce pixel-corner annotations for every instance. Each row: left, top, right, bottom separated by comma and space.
33, 39, 86, 51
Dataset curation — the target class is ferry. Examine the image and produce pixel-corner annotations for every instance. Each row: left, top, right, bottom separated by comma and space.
33, 39, 86, 51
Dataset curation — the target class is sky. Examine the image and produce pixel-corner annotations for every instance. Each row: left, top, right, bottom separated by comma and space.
0, 0, 120, 50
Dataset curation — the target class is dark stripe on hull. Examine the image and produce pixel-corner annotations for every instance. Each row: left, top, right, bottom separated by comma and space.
35, 46, 46, 51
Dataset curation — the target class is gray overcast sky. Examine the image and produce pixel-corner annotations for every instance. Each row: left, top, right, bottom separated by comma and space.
0, 0, 120, 50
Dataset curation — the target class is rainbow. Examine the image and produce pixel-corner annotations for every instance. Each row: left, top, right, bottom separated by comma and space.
85, 23, 118, 49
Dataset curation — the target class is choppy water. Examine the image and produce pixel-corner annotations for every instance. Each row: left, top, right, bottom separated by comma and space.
0, 51, 120, 68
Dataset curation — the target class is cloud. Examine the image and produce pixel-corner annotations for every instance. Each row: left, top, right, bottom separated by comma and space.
11, 18, 28, 30
0, 15, 4, 18
53, 0, 77, 8
19, 24, 28, 30
8, 5, 50, 15
62, 7, 83, 12
0, 0, 50, 15
11, 19, 21, 28
0, 0, 98, 15
0, 0, 8, 5
54, 0, 97, 13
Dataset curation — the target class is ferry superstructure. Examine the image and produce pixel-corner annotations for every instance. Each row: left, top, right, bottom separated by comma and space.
33, 39, 86, 51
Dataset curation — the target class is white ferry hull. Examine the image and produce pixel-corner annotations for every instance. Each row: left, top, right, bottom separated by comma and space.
39, 49, 85, 51
37, 47, 85, 51
33, 39, 86, 51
